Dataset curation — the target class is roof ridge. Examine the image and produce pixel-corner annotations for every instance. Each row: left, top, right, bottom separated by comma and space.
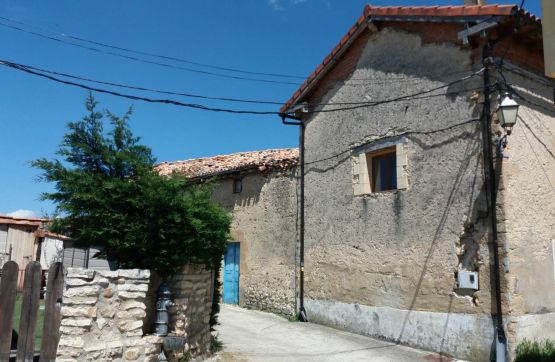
158, 147, 298, 166
280, 3, 540, 114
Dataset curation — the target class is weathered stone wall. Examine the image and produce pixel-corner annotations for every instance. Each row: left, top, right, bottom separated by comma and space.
300, 27, 494, 361
496, 65, 555, 359
57, 268, 163, 361
57, 265, 215, 361
166, 264, 214, 361
211, 170, 298, 316
296, 23, 555, 361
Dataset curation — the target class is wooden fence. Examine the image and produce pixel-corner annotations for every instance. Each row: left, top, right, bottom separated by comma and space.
0, 261, 64, 362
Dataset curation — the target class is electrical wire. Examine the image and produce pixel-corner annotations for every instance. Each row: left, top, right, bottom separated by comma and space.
304, 118, 481, 166
0, 59, 483, 115
499, 64, 555, 88
0, 16, 480, 86
5, 60, 483, 107
2, 60, 480, 107
13, 61, 285, 106
306, 68, 483, 113
0, 15, 306, 80
0, 20, 301, 86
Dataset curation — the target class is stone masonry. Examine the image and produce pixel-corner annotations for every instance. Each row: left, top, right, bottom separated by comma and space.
56, 265, 215, 361
56, 268, 163, 361
165, 265, 214, 361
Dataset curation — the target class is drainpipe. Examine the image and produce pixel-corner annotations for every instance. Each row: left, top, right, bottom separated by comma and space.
481, 41, 507, 362
281, 113, 308, 322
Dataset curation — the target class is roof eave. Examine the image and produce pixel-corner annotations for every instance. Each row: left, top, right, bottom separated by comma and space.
280, 4, 544, 114
280, 14, 372, 115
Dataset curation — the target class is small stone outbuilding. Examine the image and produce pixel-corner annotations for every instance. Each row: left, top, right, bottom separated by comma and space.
157, 149, 299, 316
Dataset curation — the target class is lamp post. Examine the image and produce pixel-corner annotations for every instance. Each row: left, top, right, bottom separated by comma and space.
496, 93, 519, 135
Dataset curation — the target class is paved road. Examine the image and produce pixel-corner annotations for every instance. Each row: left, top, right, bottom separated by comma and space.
207, 305, 460, 362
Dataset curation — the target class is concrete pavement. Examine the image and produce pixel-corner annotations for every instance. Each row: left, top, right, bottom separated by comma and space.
206, 305, 462, 362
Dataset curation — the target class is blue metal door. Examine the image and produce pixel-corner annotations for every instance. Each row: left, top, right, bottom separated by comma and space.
223, 243, 240, 304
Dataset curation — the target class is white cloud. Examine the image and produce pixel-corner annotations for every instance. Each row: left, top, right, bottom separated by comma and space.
5, 209, 38, 218
267, 0, 308, 11
267, 0, 284, 11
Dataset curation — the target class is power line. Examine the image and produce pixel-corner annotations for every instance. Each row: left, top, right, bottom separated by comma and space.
14, 61, 286, 106
0, 60, 280, 115
0, 15, 306, 80
0, 59, 482, 108
0, 20, 301, 86
307, 68, 483, 113
305, 118, 481, 166
0, 16, 480, 86
0, 59, 482, 116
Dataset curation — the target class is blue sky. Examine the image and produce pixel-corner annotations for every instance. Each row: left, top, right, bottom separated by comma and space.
0, 0, 542, 217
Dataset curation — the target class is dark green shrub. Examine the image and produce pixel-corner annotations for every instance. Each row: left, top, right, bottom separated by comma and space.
515, 338, 555, 362
32, 94, 231, 276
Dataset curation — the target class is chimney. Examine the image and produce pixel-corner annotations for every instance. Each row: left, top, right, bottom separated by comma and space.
464, 0, 487, 4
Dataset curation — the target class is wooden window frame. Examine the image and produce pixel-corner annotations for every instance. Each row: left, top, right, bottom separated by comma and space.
367, 147, 397, 193
353, 141, 408, 196
233, 178, 242, 194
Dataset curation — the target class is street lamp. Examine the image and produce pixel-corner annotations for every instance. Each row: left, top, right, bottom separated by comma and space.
496, 93, 519, 134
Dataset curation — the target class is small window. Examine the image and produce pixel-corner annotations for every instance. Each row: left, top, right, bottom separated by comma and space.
352, 142, 408, 196
233, 179, 242, 194
369, 147, 397, 192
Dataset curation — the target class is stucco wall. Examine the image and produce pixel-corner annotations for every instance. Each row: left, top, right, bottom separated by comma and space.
211, 170, 298, 316
301, 27, 495, 361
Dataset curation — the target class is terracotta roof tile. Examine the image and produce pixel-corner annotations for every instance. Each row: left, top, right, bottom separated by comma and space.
155, 148, 299, 179
280, 3, 540, 114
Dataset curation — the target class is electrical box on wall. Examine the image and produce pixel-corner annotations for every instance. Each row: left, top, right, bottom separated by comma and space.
458, 271, 479, 290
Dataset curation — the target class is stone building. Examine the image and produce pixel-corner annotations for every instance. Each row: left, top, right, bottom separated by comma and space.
280, 4, 554, 361
156, 148, 299, 316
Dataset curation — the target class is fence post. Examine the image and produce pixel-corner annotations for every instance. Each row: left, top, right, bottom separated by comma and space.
0, 261, 18, 362
16, 261, 41, 362
39, 262, 64, 361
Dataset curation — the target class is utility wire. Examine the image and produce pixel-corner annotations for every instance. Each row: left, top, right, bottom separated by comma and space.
305, 118, 481, 166
0, 15, 306, 80
0, 61, 280, 115
0, 59, 482, 115
307, 68, 483, 113
0, 16, 479, 85
3, 61, 480, 107
0, 20, 301, 85
5, 60, 482, 107
13, 61, 285, 106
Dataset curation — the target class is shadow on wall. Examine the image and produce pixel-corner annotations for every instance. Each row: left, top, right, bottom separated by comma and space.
227, 175, 264, 209
306, 27, 483, 116
391, 124, 497, 356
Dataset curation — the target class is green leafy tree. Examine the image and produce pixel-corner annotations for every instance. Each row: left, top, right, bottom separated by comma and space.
32, 94, 230, 276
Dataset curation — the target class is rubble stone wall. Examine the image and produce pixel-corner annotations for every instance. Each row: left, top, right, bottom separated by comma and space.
56, 265, 214, 362
56, 268, 162, 361
166, 265, 214, 361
